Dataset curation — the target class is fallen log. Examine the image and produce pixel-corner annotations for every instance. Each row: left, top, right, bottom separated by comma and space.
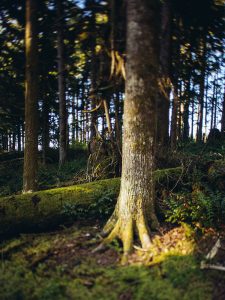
0, 167, 182, 239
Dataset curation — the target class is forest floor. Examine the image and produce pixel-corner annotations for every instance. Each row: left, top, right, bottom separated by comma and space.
1, 220, 225, 300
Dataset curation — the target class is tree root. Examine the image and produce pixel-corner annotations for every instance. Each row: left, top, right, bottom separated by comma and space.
95, 211, 154, 264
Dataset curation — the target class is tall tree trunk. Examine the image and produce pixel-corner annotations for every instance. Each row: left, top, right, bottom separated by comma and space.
196, 37, 206, 142
221, 88, 225, 134
71, 94, 76, 143
170, 82, 179, 150
213, 78, 218, 128
57, 0, 67, 166
23, 0, 39, 192
42, 97, 50, 165
204, 75, 209, 139
183, 79, 191, 141
157, 0, 171, 150
17, 124, 21, 152
210, 77, 216, 130
101, 0, 160, 260
76, 94, 79, 141
191, 95, 194, 140
90, 2, 98, 140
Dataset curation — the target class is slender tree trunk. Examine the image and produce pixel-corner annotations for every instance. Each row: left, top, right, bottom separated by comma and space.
103, 99, 112, 136
210, 77, 216, 130
90, 2, 98, 140
22, 123, 25, 151
17, 124, 21, 152
114, 92, 122, 151
170, 83, 179, 150
204, 75, 209, 138
101, 0, 160, 260
196, 37, 206, 142
177, 82, 183, 141
57, 0, 67, 166
71, 95, 76, 143
183, 79, 190, 141
213, 79, 218, 128
12, 132, 16, 151
23, 0, 39, 192
42, 97, 50, 164
76, 95, 79, 141
221, 88, 225, 133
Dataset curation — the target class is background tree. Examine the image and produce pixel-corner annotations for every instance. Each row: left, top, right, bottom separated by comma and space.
23, 0, 39, 192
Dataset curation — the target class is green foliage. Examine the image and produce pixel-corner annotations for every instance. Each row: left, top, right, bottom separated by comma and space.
0, 158, 23, 196
61, 189, 116, 220
0, 147, 88, 196
165, 189, 225, 227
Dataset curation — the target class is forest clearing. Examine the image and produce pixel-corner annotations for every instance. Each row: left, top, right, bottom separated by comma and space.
0, 0, 225, 299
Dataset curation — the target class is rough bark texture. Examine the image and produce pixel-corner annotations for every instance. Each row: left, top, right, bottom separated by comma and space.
57, 0, 67, 166
101, 0, 160, 258
23, 0, 38, 192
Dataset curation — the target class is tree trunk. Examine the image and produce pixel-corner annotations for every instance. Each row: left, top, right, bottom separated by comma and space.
157, 0, 171, 150
204, 75, 209, 139
221, 88, 225, 134
210, 77, 216, 130
17, 124, 21, 152
170, 83, 179, 150
57, 0, 67, 166
191, 83, 195, 140
42, 97, 50, 165
23, 0, 39, 192
196, 37, 206, 142
71, 94, 76, 143
103, 98, 112, 136
213, 79, 218, 128
101, 0, 160, 259
90, 2, 98, 140
183, 79, 191, 141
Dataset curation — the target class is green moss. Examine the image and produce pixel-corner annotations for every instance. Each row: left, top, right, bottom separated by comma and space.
0, 223, 215, 300
154, 167, 182, 183
0, 167, 183, 238
0, 178, 121, 238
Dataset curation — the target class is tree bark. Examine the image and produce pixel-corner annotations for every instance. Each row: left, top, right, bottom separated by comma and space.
57, 0, 67, 166
101, 0, 160, 259
157, 0, 171, 150
23, 0, 39, 192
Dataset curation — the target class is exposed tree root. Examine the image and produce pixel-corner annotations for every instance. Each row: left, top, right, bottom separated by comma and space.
95, 209, 156, 264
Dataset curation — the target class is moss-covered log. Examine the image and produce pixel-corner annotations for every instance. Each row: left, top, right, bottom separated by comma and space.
0, 167, 182, 239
